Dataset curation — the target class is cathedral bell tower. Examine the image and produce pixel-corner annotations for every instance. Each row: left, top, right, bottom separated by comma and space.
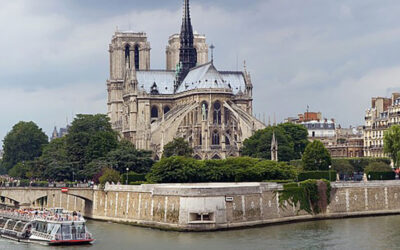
177, 0, 197, 85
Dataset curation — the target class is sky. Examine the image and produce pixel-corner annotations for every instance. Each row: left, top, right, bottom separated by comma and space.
1, 0, 400, 144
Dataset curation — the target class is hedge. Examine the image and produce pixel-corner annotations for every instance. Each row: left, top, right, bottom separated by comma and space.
298, 171, 336, 181
121, 172, 146, 184
367, 171, 395, 180
19, 179, 30, 187
331, 157, 391, 173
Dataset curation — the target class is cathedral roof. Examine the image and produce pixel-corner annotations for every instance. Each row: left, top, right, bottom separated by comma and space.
176, 62, 230, 93
135, 64, 247, 95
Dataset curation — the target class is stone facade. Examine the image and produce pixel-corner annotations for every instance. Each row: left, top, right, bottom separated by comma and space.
106, 1, 265, 159
166, 33, 208, 71
4, 182, 400, 231
364, 93, 400, 157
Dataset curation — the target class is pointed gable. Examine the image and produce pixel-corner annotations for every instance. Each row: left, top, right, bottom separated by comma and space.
176, 62, 231, 93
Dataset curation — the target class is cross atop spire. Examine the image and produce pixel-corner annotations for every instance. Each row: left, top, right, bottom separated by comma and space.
177, 0, 197, 87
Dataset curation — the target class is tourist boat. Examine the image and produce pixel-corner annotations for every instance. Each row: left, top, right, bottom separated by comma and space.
0, 208, 94, 245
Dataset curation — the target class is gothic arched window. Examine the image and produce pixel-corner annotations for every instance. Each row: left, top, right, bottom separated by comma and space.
199, 132, 202, 145
164, 106, 171, 114
201, 101, 208, 121
213, 101, 221, 124
134, 44, 140, 70
151, 106, 159, 118
125, 45, 130, 68
224, 108, 230, 124
212, 130, 220, 145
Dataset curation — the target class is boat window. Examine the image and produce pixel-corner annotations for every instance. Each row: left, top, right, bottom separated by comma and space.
61, 224, 72, 240
47, 223, 55, 234
51, 224, 60, 235
6, 220, 16, 230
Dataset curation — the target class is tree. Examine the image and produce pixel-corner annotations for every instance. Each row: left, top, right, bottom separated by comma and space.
384, 125, 400, 168
38, 137, 73, 181
241, 125, 295, 161
66, 114, 118, 170
146, 156, 201, 183
302, 140, 331, 171
278, 123, 309, 159
8, 161, 33, 179
80, 140, 154, 180
364, 162, 392, 174
2, 121, 48, 172
105, 140, 154, 174
163, 138, 193, 158
99, 168, 120, 186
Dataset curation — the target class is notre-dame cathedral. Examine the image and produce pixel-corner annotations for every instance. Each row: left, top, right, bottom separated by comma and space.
107, 0, 265, 160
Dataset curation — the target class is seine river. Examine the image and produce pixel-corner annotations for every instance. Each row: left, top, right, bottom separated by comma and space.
1, 215, 400, 250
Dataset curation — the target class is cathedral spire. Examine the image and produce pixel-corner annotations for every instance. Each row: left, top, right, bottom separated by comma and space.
177, 0, 197, 86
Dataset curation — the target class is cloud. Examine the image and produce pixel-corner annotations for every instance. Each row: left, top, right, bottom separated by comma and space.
2, 0, 400, 144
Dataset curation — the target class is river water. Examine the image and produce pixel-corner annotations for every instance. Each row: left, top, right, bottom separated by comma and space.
1, 215, 400, 250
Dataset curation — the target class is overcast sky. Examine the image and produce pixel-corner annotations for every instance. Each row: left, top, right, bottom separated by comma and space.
1, 0, 400, 144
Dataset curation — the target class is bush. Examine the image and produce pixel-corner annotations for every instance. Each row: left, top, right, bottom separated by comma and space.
99, 168, 120, 186
121, 172, 146, 184
289, 160, 303, 170
298, 171, 336, 181
331, 157, 391, 173
367, 171, 395, 180
19, 179, 30, 187
31, 181, 49, 187
331, 159, 354, 174
364, 162, 392, 175
146, 156, 296, 183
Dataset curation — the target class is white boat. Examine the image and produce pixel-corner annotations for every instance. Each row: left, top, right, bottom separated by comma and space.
0, 208, 94, 245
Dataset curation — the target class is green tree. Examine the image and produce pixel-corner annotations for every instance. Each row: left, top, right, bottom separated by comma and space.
146, 156, 201, 183
302, 140, 332, 171
2, 121, 48, 172
66, 114, 118, 170
162, 138, 193, 158
364, 162, 392, 175
80, 140, 154, 180
105, 140, 154, 173
384, 125, 400, 168
38, 137, 73, 181
241, 125, 295, 161
278, 123, 309, 159
8, 161, 33, 179
99, 168, 121, 186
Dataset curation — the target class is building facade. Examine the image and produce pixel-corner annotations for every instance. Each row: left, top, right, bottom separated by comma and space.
364, 93, 400, 157
107, 0, 265, 159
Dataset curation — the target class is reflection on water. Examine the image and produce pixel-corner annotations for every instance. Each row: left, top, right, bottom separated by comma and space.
1, 215, 400, 250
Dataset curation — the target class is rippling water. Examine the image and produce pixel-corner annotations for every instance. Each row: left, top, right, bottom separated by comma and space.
1, 215, 400, 250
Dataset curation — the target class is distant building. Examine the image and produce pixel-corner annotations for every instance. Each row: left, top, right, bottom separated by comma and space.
51, 126, 70, 141
286, 111, 363, 158
325, 137, 364, 158
363, 93, 400, 157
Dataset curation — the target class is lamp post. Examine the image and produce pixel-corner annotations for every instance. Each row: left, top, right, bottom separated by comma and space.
329, 165, 332, 181
126, 167, 129, 185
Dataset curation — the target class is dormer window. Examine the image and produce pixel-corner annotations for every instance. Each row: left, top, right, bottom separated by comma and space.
150, 82, 159, 95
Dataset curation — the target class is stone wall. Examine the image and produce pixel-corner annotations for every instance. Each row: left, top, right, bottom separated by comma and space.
3, 182, 400, 231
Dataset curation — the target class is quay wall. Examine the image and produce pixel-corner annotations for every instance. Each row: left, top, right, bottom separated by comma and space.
2, 182, 400, 231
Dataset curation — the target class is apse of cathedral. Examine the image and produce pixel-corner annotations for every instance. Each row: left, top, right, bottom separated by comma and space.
106, 0, 265, 160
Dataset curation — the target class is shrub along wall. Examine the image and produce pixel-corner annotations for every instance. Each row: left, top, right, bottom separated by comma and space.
292, 157, 391, 173
298, 171, 336, 181
367, 171, 395, 180
146, 156, 297, 183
